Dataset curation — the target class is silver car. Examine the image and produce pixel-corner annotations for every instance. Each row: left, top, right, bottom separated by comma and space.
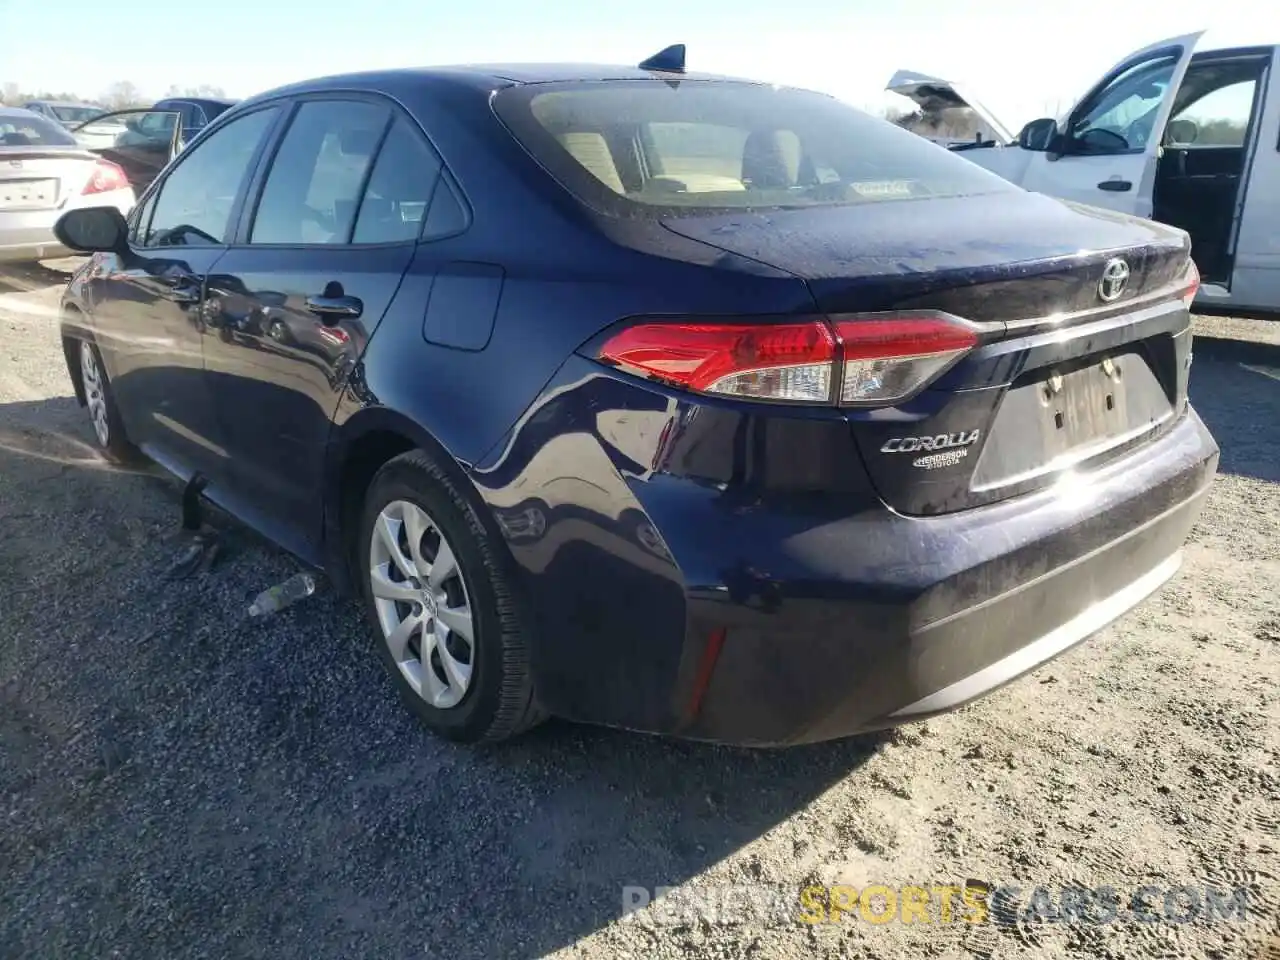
0, 107, 136, 263
23, 100, 108, 128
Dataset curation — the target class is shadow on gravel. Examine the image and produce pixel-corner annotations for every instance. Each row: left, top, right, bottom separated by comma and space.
0, 395, 888, 960
0, 260, 77, 296
1189, 337, 1280, 483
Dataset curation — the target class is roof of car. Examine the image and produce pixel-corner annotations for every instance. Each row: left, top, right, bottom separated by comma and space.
430, 63, 757, 84
25, 99, 99, 107
156, 96, 237, 107
1193, 41, 1278, 57
238, 62, 770, 106
0, 106, 42, 118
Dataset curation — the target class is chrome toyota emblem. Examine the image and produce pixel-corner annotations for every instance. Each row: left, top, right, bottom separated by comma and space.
1098, 258, 1130, 302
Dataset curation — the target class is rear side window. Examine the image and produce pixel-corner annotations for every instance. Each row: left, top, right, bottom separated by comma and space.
0, 112, 76, 147
250, 100, 390, 245
492, 80, 1015, 217
352, 118, 442, 243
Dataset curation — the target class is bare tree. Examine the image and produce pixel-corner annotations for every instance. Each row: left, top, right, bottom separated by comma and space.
102, 80, 145, 110
1, 81, 20, 106
883, 105, 922, 129
164, 83, 228, 99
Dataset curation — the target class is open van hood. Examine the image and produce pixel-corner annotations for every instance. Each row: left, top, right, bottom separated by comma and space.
885, 70, 1016, 145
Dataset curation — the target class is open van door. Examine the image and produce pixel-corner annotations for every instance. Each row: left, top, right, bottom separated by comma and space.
68, 108, 182, 196
1016, 31, 1204, 217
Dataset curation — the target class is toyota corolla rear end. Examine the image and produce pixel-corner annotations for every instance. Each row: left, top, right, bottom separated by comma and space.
484, 77, 1219, 746
0, 108, 134, 263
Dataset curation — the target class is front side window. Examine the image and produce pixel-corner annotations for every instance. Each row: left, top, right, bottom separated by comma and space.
1069, 56, 1178, 154
492, 80, 1016, 217
250, 100, 390, 245
143, 107, 277, 247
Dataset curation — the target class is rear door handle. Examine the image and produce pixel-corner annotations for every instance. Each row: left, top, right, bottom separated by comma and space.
306, 294, 363, 323
1097, 179, 1133, 192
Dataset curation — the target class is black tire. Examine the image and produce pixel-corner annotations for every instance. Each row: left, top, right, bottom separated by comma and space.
76, 338, 141, 464
356, 449, 544, 742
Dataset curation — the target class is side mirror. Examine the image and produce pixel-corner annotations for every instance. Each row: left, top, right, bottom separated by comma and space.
54, 206, 130, 255
1018, 117, 1059, 152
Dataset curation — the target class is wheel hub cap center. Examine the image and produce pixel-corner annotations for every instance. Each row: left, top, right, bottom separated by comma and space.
422, 591, 438, 620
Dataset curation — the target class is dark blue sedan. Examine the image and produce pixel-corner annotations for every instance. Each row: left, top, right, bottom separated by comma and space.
53, 50, 1218, 746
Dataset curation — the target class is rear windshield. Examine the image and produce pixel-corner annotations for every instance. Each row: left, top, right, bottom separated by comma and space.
0, 112, 77, 147
492, 80, 1017, 217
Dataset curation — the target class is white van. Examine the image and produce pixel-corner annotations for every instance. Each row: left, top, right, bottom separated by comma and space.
889, 32, 1280, 316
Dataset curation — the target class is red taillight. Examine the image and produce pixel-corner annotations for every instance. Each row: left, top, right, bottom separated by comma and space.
597, 320, 837, 403
1182, 260, 1200, 308
82, 159, 129, 196
832, 315, 978, 405
595, 313, 978, 406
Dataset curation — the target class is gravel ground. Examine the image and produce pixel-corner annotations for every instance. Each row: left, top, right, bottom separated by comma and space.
1, 261, 1278, 960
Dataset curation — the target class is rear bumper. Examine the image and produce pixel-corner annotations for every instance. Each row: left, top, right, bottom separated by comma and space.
677, 408, 1217, 745
0, 236, 71, 263
476, 355, 1218, 747
0, 210, 66, 263
884, 550, 1182, 720
0, 191, 133, 263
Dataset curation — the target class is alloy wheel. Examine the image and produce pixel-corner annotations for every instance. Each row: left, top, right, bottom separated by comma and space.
79, 341, 110, 447
368, 499, 475, 709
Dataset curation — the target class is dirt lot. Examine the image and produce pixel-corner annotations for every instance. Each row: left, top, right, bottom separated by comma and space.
1, 261, 1278, 960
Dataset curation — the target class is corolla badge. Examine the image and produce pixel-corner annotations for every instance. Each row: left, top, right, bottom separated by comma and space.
1098, 258, 1130, 302
880, 430, 981, 455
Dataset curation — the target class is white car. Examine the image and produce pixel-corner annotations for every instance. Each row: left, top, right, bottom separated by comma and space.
890, 31, 1280, 317
23, 100, 108, 128
0, 107, 135, 263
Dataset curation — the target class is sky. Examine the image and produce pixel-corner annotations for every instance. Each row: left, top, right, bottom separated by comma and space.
3, 0, 1278, 129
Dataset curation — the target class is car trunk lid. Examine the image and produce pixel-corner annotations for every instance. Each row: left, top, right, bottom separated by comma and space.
661, 192, 1195, 515
0, 147, 95, 212
884, 69, 1018, 145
